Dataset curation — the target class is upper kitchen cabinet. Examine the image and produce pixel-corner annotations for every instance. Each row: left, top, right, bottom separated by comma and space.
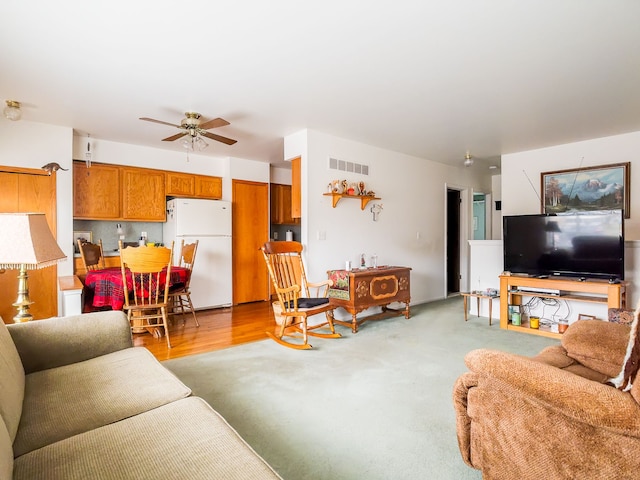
121, 167, 166, 221
73, 162, 121, 219
74, 161, 165, 221
271, 183, 299, 225
166, 172, 195, 197
195, 175, 222, 199
166, 171, 222, 199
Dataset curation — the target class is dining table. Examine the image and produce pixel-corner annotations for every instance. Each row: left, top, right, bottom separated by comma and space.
84, 266, 190, 311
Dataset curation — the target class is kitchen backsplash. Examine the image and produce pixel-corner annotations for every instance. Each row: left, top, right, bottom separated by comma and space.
73, 220, 163, 253
271, 224, 301, 242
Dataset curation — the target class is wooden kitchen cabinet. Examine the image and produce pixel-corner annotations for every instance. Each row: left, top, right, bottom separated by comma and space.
165, 171, 222, 199
195, 175, 222, 199
166, 172, 195, 197
271, 183, 299, 225
121, 167, 166, 221
73, 162, 121, 219
74, 162, 222, 221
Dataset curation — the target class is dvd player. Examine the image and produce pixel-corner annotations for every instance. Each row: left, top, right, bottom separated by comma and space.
517, 286, 560, 296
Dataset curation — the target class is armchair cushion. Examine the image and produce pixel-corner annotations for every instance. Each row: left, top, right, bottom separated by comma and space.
561, 319, 630, 377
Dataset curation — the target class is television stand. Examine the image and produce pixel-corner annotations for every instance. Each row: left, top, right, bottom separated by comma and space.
499, 275, 627, 339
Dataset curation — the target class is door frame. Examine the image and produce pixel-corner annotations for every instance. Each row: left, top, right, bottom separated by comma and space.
444, 183, 470, 297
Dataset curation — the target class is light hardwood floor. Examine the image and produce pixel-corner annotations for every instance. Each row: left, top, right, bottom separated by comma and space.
134, 301, 277, 361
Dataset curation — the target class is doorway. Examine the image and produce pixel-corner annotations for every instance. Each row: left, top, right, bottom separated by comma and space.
446, 188, 461, 295
473, 193, 486, 240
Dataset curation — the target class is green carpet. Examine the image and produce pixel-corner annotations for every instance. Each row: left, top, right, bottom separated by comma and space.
164, 297, 558, 480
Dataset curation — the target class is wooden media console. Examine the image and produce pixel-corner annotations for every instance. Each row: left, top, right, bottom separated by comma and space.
499, 274, 627, 339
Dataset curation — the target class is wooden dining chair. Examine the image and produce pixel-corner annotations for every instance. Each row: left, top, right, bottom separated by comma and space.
77, 239, 105, 272
119, 241, 175, 348
168, 239, 199, 327
261, 241, 341, 349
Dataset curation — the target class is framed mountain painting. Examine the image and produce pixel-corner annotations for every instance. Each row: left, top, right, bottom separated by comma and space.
541, 162, 630, 218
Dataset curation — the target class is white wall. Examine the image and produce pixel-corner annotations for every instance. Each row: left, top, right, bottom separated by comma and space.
270, 166, 292, 185
286, 129, 492, 308
502, 130, 640, 238
501, 130, 640, 310
1, 121, 270, 314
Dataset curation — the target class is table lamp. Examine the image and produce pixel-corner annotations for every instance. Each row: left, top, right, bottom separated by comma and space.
0, 213, 67, 322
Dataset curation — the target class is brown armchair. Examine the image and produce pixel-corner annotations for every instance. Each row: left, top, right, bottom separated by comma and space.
453, 318, 640, 480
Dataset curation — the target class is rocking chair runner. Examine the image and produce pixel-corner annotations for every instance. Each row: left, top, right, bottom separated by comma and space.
261, 241, 341, 349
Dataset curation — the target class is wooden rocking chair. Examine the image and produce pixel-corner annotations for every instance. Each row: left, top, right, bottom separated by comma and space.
261, 241, 341, 350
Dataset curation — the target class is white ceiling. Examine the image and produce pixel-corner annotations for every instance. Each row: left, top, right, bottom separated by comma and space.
1, 1, 639, 170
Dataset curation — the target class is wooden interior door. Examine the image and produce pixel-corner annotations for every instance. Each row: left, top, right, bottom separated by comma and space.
232, 180, 269, 304
0, 167, 58, 324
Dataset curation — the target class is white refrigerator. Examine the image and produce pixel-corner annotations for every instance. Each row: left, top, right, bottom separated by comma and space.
163, 198, 233, 309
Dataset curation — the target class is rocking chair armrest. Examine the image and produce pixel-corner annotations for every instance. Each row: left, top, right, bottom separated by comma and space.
307, 279, 333, 297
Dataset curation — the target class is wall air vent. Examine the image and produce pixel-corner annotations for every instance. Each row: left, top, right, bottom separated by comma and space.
328, 157, 369, 176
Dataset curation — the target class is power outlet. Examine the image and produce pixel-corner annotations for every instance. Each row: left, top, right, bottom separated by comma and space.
273, 231, 278, 240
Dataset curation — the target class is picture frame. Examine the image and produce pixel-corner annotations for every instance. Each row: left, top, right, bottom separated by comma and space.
73, 231, 92, 253
541, 162, 630, 218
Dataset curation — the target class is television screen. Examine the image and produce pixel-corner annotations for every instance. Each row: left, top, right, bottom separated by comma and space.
503, 211, 624, 281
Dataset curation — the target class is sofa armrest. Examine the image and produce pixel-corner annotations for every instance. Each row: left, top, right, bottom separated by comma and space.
465, 348, 640, 434
7, 311, 133, 374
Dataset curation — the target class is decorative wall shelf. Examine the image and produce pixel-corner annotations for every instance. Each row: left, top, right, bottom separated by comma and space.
323, 192, 381, 210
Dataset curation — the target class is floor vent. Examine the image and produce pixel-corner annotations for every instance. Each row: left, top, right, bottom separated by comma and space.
329, 157, 369, 176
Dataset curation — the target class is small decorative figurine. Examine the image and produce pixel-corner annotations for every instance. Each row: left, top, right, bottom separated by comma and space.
358, 181, 366, 195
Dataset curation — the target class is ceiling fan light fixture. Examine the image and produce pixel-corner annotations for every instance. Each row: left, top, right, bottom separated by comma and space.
463, 153, 474, 167
194, 136, 209, 151
3, 100, 22, 121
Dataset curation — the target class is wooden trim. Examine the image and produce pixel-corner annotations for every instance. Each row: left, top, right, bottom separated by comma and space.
0, 165, 53, 176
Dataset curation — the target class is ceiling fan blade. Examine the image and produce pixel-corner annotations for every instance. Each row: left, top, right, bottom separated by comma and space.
201, 131, 237, 145
162, 132, 187, 142
199, 117, 230, 130
140, 117, 181, 128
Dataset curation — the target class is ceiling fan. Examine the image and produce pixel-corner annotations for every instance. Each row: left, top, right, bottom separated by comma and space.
139, 112, 237, 148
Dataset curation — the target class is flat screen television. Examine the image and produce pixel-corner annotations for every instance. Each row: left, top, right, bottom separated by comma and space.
503, 211, 624, 281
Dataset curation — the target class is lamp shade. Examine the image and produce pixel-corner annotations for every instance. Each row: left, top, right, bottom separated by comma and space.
0, 213, 66, 269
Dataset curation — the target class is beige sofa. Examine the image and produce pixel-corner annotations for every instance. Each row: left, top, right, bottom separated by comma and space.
0, 311, 281, 480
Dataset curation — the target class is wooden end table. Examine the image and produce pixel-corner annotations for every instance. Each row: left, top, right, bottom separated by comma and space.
461, 292, 496, 326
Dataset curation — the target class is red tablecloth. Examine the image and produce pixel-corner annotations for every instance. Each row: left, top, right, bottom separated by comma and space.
84, 266, 189, 310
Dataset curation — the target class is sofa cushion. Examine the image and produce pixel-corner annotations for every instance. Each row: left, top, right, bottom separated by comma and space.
562, 319, 630, 378
0, 318, 25, 442
13, 397, 282, 480
0, 420, 13, 480
8, 311, 133, 374
13, 347, 191, 457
